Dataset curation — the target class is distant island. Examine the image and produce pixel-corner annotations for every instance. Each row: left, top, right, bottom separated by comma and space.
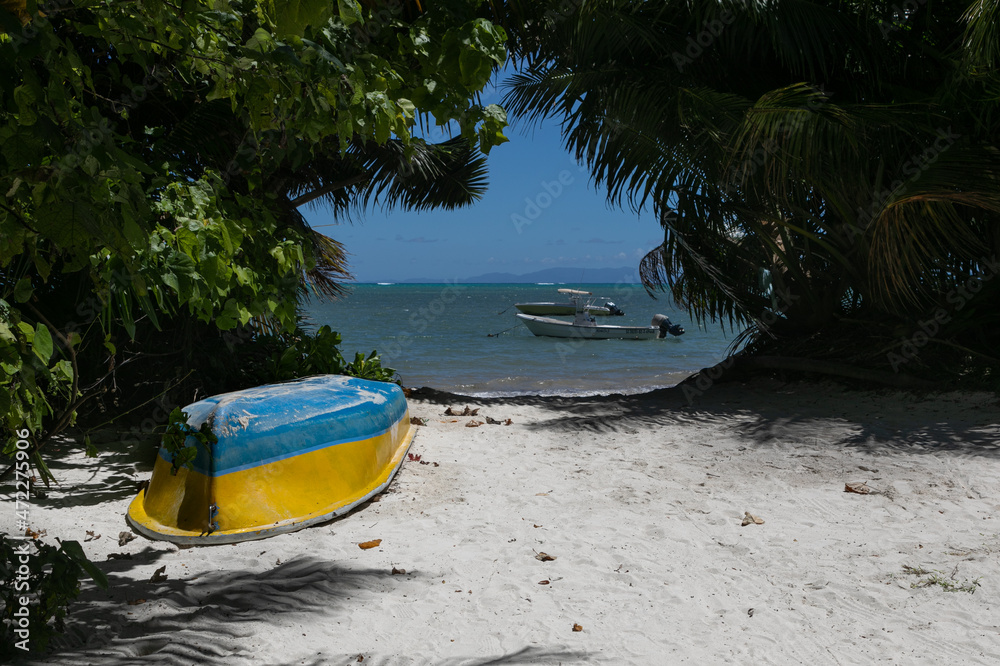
366, 266, 642, 284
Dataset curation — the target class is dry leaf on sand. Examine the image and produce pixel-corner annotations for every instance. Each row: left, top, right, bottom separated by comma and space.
845, 482, 872, 494
741, 512, 765, 526
149, 565, 167, 583
359, 539, 382, 550
572, 624, 583, 632
535, 552, 556, 562
465, 420, 484, 428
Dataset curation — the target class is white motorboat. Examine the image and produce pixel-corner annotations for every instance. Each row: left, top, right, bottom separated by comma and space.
515, 299, 624, 316
516, 289, 685, 340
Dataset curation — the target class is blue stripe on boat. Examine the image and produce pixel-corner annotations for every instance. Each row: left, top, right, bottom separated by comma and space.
157, 376, 406, 476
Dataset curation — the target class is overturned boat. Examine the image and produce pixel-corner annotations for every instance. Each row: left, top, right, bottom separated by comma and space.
127, 375, 414, 545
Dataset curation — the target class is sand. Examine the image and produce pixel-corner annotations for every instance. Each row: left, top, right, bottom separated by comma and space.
8, 378, 1000, 665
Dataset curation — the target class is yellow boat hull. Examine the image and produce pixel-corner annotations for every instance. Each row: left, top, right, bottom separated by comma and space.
126, 375, 414, 544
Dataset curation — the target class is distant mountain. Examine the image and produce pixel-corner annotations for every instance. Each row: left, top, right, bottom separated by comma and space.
399, 266, 640, 284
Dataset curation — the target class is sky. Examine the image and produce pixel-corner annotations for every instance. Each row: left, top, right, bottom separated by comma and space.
303, 79, 665, 283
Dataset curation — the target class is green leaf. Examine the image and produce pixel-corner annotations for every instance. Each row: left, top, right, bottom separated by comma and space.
246, 27, 275, 51
337, 0, 362, 26
84, 434, 98, 458
60, 540, 109, 590
33, 323, 53, 363
122, 217, 147, 250
32, 253, 51, 281
14, 84, 38, 125
13, 277, 32, 303
161, 272, 180, 294
53, 359, 73, 381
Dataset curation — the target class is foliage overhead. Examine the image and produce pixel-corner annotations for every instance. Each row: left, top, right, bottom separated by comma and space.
500, 0, 1000, 379
2, 1, 508, 650
0, 1, 508, 470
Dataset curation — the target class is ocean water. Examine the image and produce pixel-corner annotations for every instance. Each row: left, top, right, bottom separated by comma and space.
304, 283, 736, 397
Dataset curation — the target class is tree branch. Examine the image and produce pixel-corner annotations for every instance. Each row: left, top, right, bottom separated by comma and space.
290, 173, 370, 208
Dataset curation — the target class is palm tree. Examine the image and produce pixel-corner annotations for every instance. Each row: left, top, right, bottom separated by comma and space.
498, 0, 1000, 379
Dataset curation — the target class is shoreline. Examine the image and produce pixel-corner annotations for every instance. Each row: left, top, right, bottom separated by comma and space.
11, 378, 1000, 664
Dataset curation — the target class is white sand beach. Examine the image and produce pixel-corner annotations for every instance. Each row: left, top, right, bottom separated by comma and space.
12, 379, 1000, 665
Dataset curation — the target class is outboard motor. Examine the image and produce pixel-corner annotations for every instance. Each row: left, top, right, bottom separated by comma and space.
604, 301, 625, 316
651, 314, 685, 338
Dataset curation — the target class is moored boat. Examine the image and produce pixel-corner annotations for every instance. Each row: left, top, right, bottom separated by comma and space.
127, 375, 414, 545
517, 312, 683, 339
515, 290, 624, 316
516, 289, 685, 340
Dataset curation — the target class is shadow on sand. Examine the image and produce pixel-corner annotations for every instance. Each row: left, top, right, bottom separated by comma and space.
30, 554, 592, 666
409, 379, 1000, 458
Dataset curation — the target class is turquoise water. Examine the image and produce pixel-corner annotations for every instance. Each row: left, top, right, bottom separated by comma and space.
304, 283, 735, 396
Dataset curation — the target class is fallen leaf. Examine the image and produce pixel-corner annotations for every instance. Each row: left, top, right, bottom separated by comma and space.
85, 530, 101, 542
741, 512, 764, 526
486, 416, 513, 425
126, 599, 146, 606
407, 453, 422, 462
118, 531, 136, 547
538, 580, 550, 585
409, 417, 426, 426
572, 624, 583, 632
535, 552, 556, 562
149, 566, 167, 583
359, 539, 382, 550
845, 481, 871, 494
465, 420, 484, 428
391, 567, 406, 575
